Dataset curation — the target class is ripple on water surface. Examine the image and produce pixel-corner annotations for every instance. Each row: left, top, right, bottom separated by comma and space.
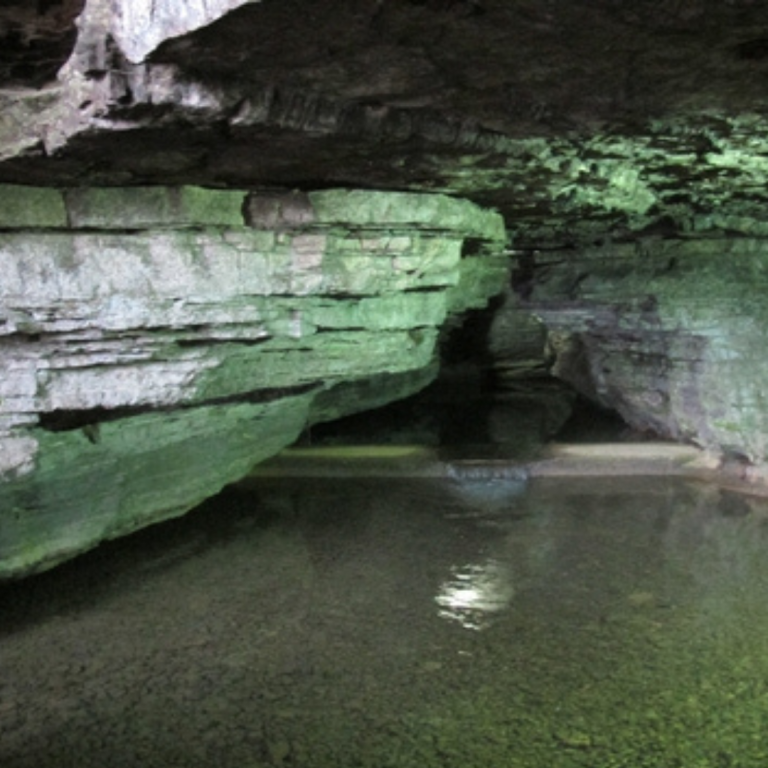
3, 475, 768, 767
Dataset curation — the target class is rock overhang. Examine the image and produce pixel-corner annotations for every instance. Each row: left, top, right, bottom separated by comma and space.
0, 182, 507, 577
6, 0, 768, 575
4, 1, 768, 245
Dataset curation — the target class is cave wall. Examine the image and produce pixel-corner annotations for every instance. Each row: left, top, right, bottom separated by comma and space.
7, 0, 768, 575
0, 184, 507, 577
526, 226, 768, 464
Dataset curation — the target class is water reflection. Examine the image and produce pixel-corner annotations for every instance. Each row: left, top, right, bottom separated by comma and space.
5, 475, 768, 767
444, 461, 528, 512
435, 558, 515, 630
437, 470, 555, 630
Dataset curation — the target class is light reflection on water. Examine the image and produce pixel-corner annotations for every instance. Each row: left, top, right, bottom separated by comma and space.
437, 463, 527, 630
3, 474, 768, 766
435, 558, 516, 630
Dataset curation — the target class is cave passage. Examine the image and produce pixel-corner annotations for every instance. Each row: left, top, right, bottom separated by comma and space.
309, 374, 630, 460
2, 472, 768, 767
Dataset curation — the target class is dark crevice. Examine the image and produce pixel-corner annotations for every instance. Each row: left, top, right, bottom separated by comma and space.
315, 292, 371, 301
0, 226, 233, 235
38, 407, 152, 432
440, 294, 504, 369
403, 286, 443, 294
175, 336, 270, 348
460, 237, 486, 257
37, 382, 322, 433
554, 395, 630, 443
314, 325, 429, 333
734, 38, 768, 61
511, 250, 536, 300
5, 330, 43, 342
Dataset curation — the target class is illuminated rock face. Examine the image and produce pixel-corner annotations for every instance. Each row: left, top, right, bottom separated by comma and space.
527, 232, 768, 462
7, 0, 768, 572
6, 0, 768, 248
0, 185, 506, 577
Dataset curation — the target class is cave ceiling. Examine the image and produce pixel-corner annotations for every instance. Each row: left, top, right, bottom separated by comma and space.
3, 0, 768, 245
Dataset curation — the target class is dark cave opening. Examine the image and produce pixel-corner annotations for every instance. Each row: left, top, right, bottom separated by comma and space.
308, 369, 630, 458
309, 301, 632, 457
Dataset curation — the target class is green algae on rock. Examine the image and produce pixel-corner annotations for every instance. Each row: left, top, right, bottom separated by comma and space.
0, 185, 507, 577
0, 395, 313, 579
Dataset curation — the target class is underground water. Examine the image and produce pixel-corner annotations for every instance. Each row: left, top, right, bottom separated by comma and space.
3, 386, 768, 768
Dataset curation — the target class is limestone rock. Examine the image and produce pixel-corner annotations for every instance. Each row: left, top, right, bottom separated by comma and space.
5, 0, 768, 569
0, 185, 506, 577
6, 1, 768, 251
527, 233, 768, 463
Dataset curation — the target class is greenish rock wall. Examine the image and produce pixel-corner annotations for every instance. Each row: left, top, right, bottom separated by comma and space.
526, 231, 768, 464
0, 185, 507, 578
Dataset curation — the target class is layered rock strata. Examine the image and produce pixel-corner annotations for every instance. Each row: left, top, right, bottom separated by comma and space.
526, 229, 768, 466
7, 0, 768, 256
0, 185, 506, 577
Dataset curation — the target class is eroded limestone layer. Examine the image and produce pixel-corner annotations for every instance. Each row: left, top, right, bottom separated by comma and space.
527, 232, 768, 464
0, 185, 507, 577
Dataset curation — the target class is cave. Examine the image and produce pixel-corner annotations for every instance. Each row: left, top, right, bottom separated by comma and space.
5, 1, 768, 765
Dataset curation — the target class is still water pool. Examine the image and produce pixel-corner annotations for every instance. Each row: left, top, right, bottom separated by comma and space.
3, 474, 768, 767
